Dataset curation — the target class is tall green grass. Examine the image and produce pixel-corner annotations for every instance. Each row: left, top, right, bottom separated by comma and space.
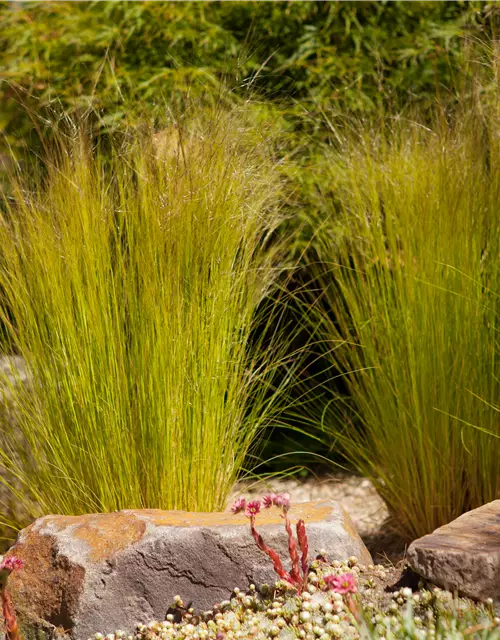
0, 111, 291, 522
307, 111, 500, 540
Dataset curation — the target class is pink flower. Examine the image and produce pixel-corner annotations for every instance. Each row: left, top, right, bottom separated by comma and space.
245, 500, 261, 518
324, 572, 357, 594
0, 557, 23, 573
262, 494, 277, 509
231, 498, 247, 514
273, 492, 291, 513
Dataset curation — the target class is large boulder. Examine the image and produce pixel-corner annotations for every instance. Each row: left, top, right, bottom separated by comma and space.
407, 500, 500, 601
2, 500, 371, 640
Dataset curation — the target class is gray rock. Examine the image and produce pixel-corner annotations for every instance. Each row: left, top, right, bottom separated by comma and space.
0, 355, 28, 399
3, 501, 371, 640
407, 500, 500, 601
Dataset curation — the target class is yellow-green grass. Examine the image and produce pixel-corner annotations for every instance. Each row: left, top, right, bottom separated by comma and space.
307, 110, 500, 540
0, 111, 292, 526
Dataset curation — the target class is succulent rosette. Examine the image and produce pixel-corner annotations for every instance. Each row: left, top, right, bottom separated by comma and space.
0, 556, 23, 589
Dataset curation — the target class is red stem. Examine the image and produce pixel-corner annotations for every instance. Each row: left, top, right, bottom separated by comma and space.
296, 519, 309, 578
249, 517, 294, 586
1, 587, 21, 640
346, 594, 360, 623
284, 516, 302, 589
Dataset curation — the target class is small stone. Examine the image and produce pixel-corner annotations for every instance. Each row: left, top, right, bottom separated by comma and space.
408, 500, 500, 601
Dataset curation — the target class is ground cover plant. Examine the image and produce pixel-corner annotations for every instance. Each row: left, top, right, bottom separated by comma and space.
106, 571, 500, 640
0, 108, 294, 525
304, 102, 500, 540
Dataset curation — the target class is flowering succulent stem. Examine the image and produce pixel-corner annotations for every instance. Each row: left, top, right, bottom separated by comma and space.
296, 519, 309, 590
1, 587, 21, 640
249, 517, 294, 586
0, 556, 23, 640
232, 494, 311, 593
346, 593, 361, 623
283, 516, 301, 588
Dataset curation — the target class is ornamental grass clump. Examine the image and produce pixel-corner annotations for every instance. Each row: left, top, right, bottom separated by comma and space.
306, 105, 500, 540
0, 109, 291, 523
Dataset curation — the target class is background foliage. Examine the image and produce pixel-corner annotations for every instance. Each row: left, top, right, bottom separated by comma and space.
0, 0, 492, 156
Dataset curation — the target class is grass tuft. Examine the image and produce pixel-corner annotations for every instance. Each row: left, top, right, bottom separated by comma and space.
306, 109, 500, 540
0, 110, 292, 526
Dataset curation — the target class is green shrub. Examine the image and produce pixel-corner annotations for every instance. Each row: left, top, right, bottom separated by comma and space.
0, 1, 490, 155
306, 106, 500, 540
0, 109, 292, 524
